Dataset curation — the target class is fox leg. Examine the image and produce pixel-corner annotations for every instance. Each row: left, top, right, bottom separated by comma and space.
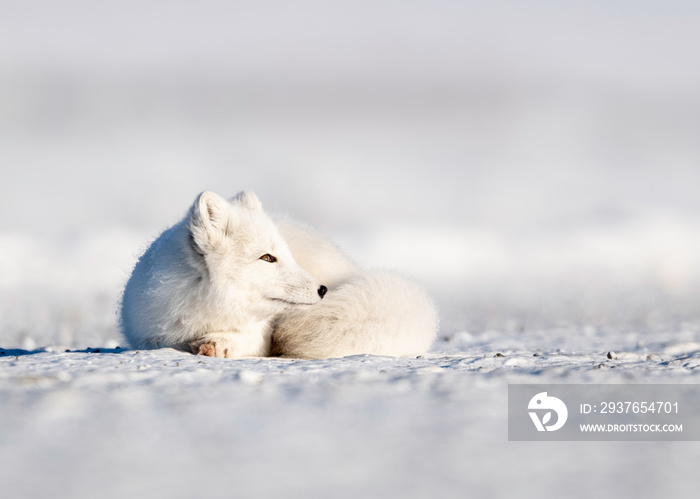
189, 333, 238, 358
189, 330, 271, 358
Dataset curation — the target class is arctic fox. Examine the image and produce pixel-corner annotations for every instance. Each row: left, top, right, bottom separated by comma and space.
120, 191, 437, 359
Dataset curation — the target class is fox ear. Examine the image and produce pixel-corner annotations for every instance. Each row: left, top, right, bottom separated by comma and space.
231, 191, 262, 211
189, 191, 231, 252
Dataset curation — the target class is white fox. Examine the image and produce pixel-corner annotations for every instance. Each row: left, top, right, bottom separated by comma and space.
120, 191, 437, 359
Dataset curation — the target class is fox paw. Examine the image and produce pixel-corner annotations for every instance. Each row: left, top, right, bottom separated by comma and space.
190, 338, 234, 358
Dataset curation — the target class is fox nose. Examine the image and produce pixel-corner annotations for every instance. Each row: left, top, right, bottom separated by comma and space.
318, 285, 328, 299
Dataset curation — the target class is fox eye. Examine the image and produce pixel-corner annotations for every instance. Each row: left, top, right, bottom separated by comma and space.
259, 254, 277, 263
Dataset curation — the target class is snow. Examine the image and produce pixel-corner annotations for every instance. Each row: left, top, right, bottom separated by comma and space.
3, 298, 700, 497
3, 1, 700, 497
3, 339, 700, 498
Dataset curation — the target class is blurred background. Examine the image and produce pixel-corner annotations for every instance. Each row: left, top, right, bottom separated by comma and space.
1, 0, 699, 348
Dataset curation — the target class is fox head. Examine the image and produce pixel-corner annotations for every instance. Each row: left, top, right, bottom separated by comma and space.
186, 190, 326, 320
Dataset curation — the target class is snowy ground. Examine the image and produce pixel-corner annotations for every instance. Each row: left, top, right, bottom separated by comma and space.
3, 1, 700, 497
1, 339, 700, 499
3, 310, 700, 498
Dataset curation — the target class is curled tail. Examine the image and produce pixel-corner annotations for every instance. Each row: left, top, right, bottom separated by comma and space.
270, 270, 438, 359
